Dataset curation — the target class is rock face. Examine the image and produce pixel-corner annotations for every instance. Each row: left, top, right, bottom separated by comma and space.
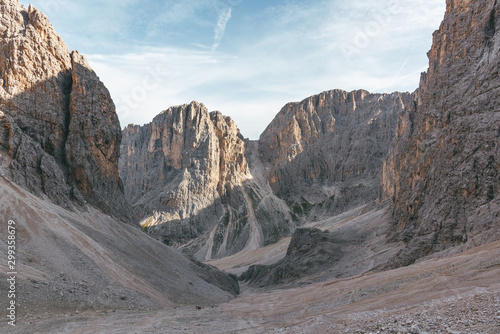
0, 0, 131, 221
239, 228, 346, 286
259, 90, 413, 219
381, 0, 500, 266
120, 102, 293, 260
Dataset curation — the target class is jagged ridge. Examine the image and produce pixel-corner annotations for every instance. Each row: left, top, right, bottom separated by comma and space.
120, 90, 412, 260
259, 89, 413, 219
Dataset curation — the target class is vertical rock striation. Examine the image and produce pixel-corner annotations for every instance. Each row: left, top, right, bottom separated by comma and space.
0, 0, 131, 221
120, 102, 292, 260
259, 89, 413, 220
381, 0, 500, 266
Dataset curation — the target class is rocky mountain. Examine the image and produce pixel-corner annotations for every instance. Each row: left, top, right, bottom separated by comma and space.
380, 0, 500, 267
0, 0, 239, 315
239, 226, 368, 287
259, 90, 414, 219
121, 90, 412, 260
0, 0, 130, 221
120, 102, 293, 260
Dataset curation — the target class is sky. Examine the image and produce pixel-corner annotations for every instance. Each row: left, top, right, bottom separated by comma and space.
22, 0, 446, 139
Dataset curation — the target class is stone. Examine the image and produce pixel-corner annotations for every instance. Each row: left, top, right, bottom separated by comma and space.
238, 228, 335, 286
65, 51, 131, 221
120, 102, 293, 260
121, 90, 412, 260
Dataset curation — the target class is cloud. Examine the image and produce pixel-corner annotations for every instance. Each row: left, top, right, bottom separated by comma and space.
82, 0, 445, 139
212, 7, 232, 52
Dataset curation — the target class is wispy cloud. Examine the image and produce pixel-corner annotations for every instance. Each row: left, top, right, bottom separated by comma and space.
212, 7, 232, 52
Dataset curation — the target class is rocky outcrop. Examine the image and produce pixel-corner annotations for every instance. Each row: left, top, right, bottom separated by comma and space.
259, 90, 413, 220
238, 225, 372, 287
0, 0, 131, 221
120, 102, 293, 260
381, 0, 500, 266
239, 228, 343, 286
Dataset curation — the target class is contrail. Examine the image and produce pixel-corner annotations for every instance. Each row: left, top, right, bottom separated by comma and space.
212, 7, 232, 52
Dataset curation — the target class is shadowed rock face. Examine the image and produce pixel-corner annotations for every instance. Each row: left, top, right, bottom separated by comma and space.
120, 102, 293, 260
259, 89, 413, 219
0, 0, 131, 221
381, 0, 500, 267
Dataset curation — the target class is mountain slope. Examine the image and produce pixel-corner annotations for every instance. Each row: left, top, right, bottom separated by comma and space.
0, 0, 240, 320
120, 89, 412, 261
0, 176, 238, 318
0, 0, 130, 221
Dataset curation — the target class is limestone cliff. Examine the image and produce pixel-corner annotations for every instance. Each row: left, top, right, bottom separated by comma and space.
259, 89, 413, 219
120, 102, 293, 260
0, 0, 131, 221
381, 0, 500, 266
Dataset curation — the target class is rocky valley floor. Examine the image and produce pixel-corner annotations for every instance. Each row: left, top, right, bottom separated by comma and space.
7, 205, 500, 333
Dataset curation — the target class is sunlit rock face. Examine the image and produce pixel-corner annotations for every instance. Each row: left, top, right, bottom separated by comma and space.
120, 102, 293, 260
381, 0, 500, 267
0, 0, 131, 221
259, 89, 413, 220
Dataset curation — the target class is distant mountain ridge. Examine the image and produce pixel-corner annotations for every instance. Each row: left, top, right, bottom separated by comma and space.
120, 102, 294, 260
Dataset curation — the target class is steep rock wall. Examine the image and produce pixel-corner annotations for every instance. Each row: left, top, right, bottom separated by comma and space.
259, 89, 413, 219
381, 0, 500, 266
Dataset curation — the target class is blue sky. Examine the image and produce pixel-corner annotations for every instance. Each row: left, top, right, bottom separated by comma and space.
22, 0, 446, 139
